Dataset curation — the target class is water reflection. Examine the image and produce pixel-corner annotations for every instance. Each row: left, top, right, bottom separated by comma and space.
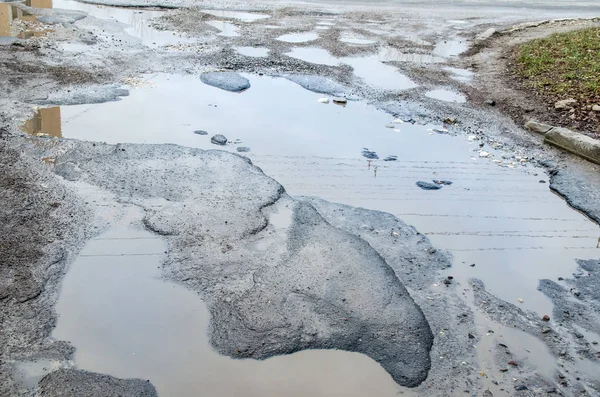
22, 107, 62, 138
0, 1, 53, 38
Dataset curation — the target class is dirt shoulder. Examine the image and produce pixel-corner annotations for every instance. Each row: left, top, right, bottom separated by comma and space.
463, 19, 600, 139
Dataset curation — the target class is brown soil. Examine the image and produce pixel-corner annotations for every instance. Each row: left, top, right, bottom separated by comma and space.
462, 19, 600, 140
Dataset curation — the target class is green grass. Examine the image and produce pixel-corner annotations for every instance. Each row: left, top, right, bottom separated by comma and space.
516, 27, 600, 105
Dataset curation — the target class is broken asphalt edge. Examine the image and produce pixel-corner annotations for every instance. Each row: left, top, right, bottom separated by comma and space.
525, 120, 600, 165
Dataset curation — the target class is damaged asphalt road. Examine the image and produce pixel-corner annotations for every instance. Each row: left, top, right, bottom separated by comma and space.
1, 0, 600, 395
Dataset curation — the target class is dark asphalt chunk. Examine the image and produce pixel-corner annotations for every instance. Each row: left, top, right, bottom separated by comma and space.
200, 72, 250, 92
416, 181, 442, 190
37, 369, 157, 397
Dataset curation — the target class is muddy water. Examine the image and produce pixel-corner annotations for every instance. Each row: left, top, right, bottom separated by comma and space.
36, 72, 600, 319
52, 217, 400, 397
37, 72, 600, 392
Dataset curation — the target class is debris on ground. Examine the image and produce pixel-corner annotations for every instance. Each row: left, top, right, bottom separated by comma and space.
416, 181, 442, 190
211, 134, 228, 145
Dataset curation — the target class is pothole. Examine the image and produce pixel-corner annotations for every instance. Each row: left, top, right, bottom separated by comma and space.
51, 214, 401, 396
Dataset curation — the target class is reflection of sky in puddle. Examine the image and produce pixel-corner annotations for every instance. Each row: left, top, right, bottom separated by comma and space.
205, 20, 239, 37
33, 71, 600, 348
433, 38, 468, 57
52, 0, 191, 48
379, 47, 445, 64
201, 9, 269, 22
284, 47, 339, 66
425, 88, 466, 103
284, 48, 416, 89
235, 46, 269, 57
52, 223, 400, 397
276, 31, 319, 43
341, 55, 417, 90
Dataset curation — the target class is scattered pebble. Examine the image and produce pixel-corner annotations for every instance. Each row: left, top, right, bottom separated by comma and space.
332, 97, 347, 105
194, 130, 208, 135
317, 97, 330, 104
517, 298, 524, 303
433, 180, 453, 185
539, 180, 547, 183
416, 181, 442, 190
236, 146, 251, 153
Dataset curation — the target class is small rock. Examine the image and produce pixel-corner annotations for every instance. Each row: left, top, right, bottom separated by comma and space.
479, 151, 491, 158
542, 314, 550, 321
433, 180, 453, 185
514, 385, 528, 391
554, 98, 577, 110
483, 389, 494, 397
200, 72, 250, 92
443, 117, 457, 124
498, 343, 508, 348
468, 333, 475, 339
508, 360, 518, 367
470, 263, 476, 267
383, 155, 398, 162
592, 105, 600, 112
525, 120, 553, 134
317, 97, 330, 104
361, 150, 379, 159
485, 99, 496, 106
416, 181, 442, 190
210, 134, 228, 146
194, 130, 208, 135
542, 327, 552, 334
236, 146, 251, 153
517, 298, 523, 303
332, 97, 347, 105
539, 180, 546, 183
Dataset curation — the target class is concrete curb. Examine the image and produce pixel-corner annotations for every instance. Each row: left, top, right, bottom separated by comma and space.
525, 120, 600, 165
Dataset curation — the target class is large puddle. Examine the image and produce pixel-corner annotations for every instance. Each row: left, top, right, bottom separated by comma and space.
52, 215, 400, 396
33, 72, 600, 393
29, 73, 599, 318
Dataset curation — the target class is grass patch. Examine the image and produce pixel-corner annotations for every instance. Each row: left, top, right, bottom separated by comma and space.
516, 27, 600, 106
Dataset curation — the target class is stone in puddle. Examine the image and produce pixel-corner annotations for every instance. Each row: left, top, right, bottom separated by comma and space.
200, 72, 250, 92
236, 146, 251, 152
362, 149, 379, 159
194, 130, 208, 135
416, 181, 442, 190
211, 134, 228, 145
